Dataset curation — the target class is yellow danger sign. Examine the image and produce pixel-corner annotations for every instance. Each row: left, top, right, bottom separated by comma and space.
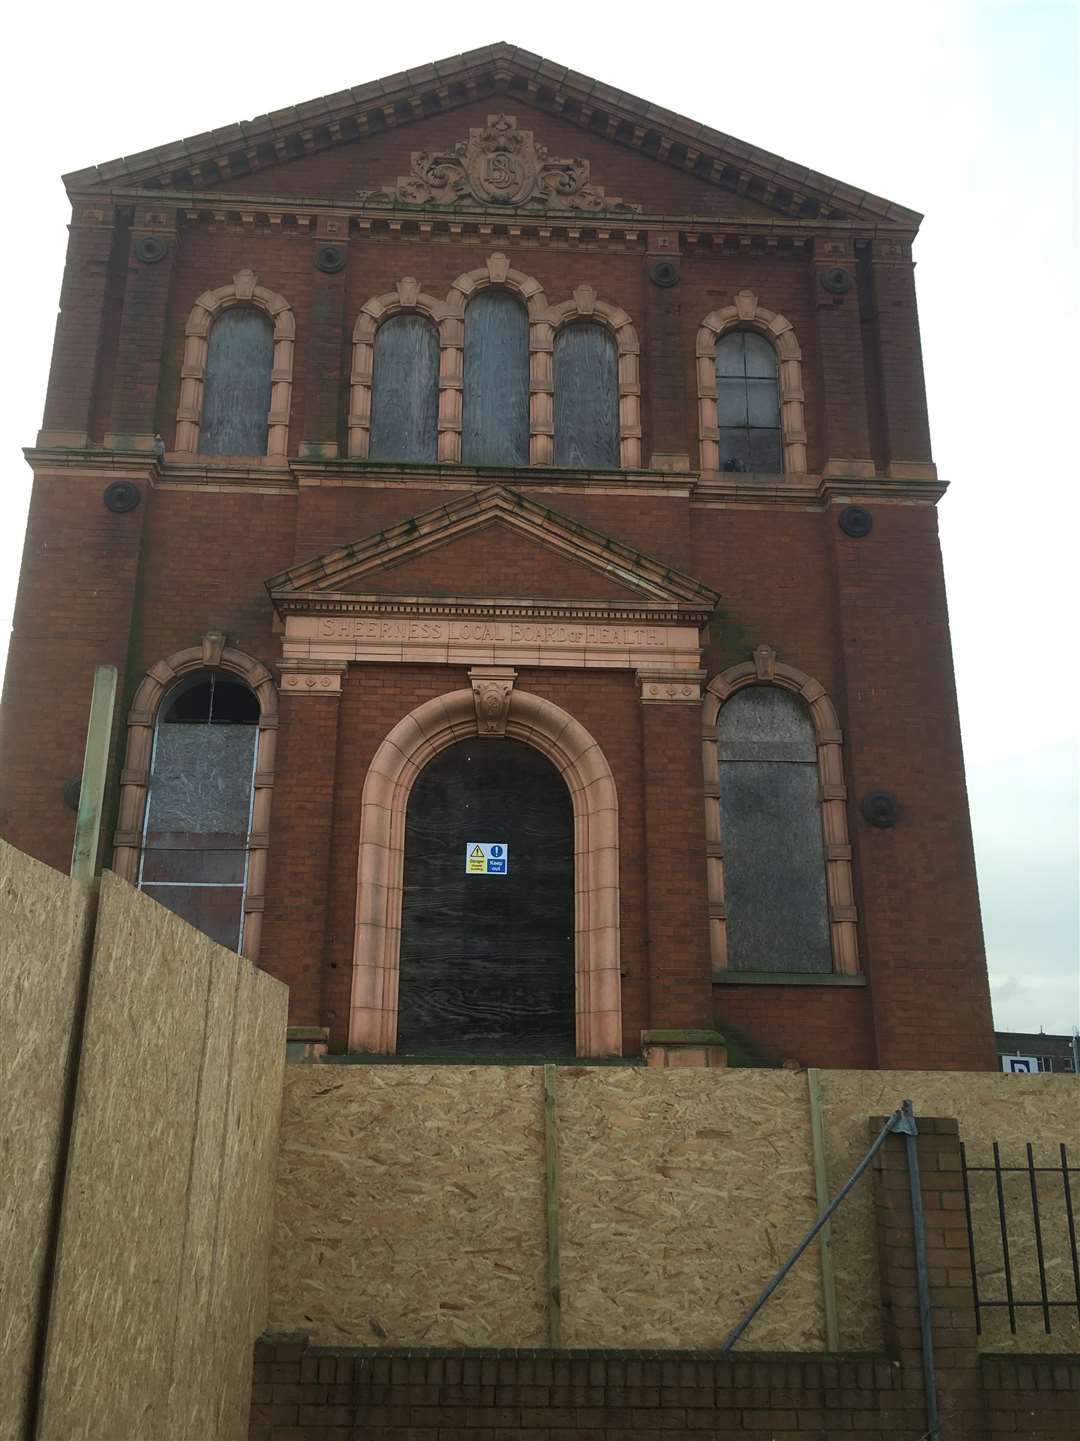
465, 841, 509, 875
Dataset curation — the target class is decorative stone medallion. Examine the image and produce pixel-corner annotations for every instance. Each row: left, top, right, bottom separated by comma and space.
357, 114, 640, 214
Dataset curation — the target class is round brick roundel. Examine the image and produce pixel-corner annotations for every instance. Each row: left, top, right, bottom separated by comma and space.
838, 505, 873, 538
315, 244, 346, 274
134, 235, 169, 264
103, 481, 141, 514
861, 790, 899, 828
648, 258, 679, 288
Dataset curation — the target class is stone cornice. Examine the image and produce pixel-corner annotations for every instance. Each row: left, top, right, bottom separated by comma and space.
692, 471, 948, 508
62, 42, 921, 231
68, 187, 919, 247
24, 448, 948, 507
23, 447, 163, 481
272, 590, 716, 628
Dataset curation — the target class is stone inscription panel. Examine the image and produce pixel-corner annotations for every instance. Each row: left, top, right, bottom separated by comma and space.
308, 617, 676, 648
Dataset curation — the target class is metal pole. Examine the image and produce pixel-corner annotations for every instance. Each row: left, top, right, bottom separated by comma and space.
896, 1099, 941, 1441
543, 1063, 562, 1347
806, 1068, 841, 1350
721, 1106, 903, 1353
69, 664, 118, 886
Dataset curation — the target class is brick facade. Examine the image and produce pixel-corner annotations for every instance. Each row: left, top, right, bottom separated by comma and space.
0, 43, 995, 1069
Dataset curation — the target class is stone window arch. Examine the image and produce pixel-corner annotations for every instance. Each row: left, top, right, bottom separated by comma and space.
548, 286, 642, 468
701, 646, 857, 975
174, 269, 295, 458
350, 685, 621, 1056
696, 290, 807, 475
112, 633, 278, 961
348, 278, 453, 460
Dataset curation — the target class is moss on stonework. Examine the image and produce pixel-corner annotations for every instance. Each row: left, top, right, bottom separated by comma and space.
712, 1015, 782, 1068
703, 606, 758, 674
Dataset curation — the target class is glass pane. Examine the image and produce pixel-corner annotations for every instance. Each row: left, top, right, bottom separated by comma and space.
717, 686, 817, 763
140, 884, 244, 952
715, 333, 746, 377
718, 428, 751, 470
369, 314, 440, 463
145, 725, 257, 836
553, 324, 620, 468
746, 377, 780, 429
743, 331, 779, 378
749, 428, 783, 473
462, 291, 530, 466
718, 758, 831, 972
716, 377, 749, 427
198, 307, 274, 456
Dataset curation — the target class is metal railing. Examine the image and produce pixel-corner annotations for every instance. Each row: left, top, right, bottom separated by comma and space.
960, 1140, 1080, 1334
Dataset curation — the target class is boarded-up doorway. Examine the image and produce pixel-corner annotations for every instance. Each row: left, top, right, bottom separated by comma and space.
398, 738, 574, 1056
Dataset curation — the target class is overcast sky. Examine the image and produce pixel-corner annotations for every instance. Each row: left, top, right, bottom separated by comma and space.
1, 0, 1076, 1038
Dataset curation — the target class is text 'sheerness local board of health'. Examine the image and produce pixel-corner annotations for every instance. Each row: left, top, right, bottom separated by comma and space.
465, 842, 508, 875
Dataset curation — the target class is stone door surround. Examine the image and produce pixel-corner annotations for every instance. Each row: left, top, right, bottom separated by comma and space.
349, 683, 621, 1056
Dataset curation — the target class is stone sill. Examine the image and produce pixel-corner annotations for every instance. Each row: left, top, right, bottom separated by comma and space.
712, 970, 867, 986
318, 1053, 645, 1067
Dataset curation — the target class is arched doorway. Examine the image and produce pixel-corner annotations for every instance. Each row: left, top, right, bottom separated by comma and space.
349, 687, 621, 1057
398, 738, 574, 1057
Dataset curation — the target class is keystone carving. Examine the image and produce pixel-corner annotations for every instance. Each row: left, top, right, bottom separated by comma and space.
470, 666, 517, 735
753, 644, 777, 681
357, 114, 640, 214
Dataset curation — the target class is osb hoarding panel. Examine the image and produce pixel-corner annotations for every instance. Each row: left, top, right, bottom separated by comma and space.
821, 1071, 1080, 1355
269, 1066, 548, 1347
556, 1068, 822, 1349
168, 940, 241, 1440
37, 873, 288, 1441
0, 843, 94, 1441
210, 965, 287, 1441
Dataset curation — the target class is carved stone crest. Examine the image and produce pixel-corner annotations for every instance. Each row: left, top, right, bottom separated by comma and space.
357, 115, 640, 214
470, 666, 517, 735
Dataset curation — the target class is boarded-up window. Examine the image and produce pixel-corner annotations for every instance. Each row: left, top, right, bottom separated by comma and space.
369, 313, 440, 462
198, 306, 275, 456
138, 674, 259, 951
717, 686, 830, 972
461, 290, 529, 466
715, 330, 782, 473
553, 323, 620, 468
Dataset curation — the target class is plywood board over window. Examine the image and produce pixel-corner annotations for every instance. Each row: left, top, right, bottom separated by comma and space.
553, 324, 620, 469
369, 313, 440, 463
462, 290, 530, 466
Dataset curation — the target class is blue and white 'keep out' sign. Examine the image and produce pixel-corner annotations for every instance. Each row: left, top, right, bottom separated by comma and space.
465, 841, 508, 875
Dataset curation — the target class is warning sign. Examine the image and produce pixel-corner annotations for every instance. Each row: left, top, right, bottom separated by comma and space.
465, 841, 508, 876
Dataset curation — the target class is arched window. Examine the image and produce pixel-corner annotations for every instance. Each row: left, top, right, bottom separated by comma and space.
369, 313, 440, 463
461, 290, 529, 466
137, 672, 260, 951
553, 323, 620, 468
716, 686, 830, 971
198, 306, 275, 456
715, 330, 782, 473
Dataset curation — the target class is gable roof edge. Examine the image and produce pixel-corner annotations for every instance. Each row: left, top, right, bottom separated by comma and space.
63, 42, 921, 230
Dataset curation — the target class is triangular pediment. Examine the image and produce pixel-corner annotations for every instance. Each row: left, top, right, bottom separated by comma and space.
65, 43, 920, 230
266, 486, 719, 619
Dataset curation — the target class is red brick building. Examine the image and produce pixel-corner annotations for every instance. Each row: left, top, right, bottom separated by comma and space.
1, 43, 995, 1069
